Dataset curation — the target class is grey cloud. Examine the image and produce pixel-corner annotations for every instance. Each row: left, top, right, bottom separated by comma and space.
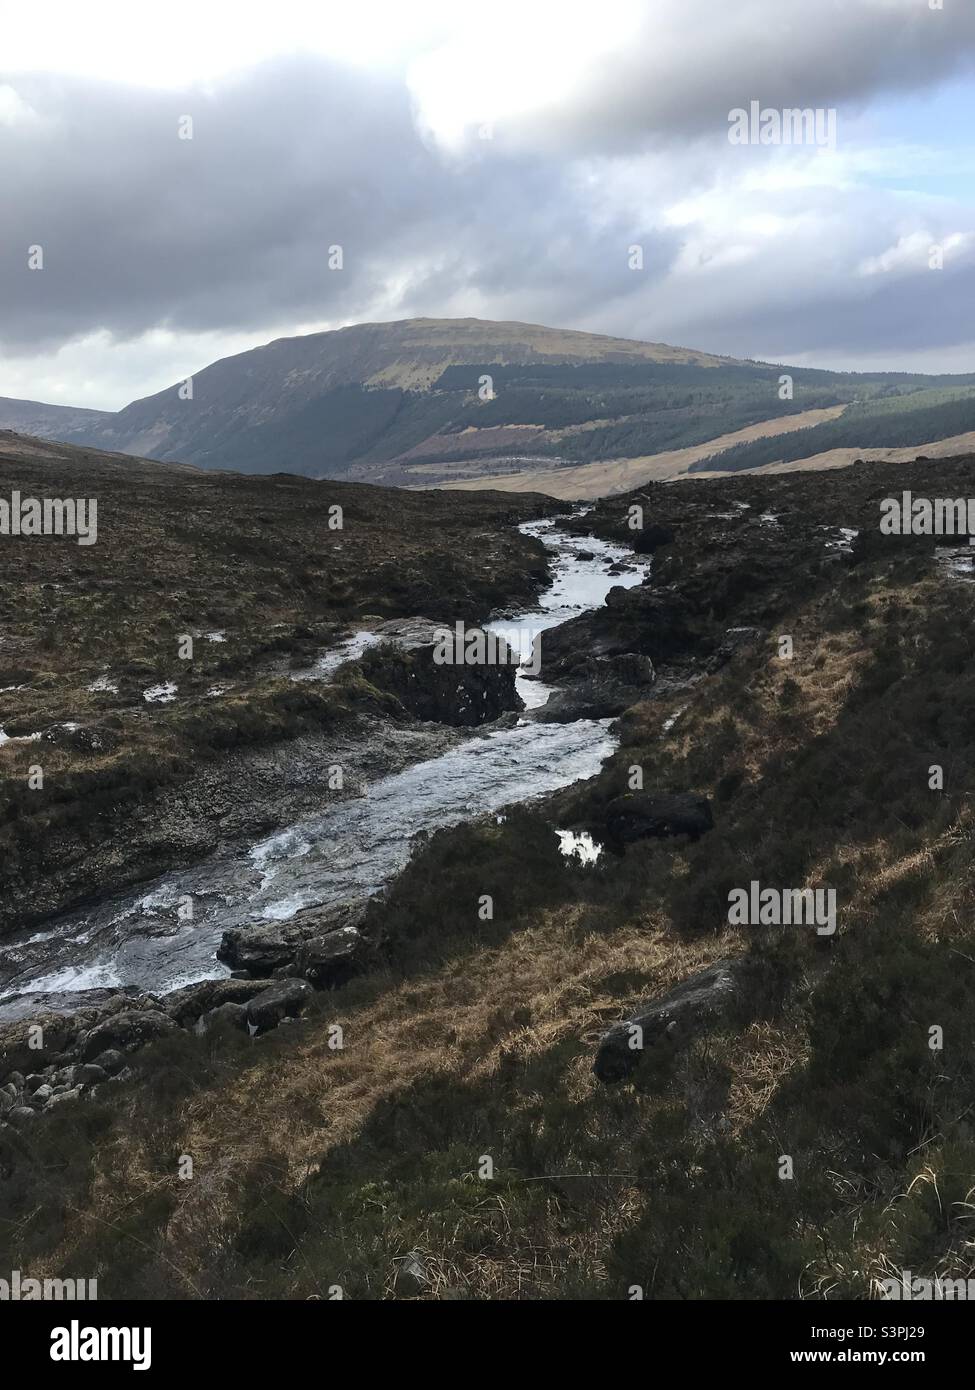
2, 17, 974, 395
0, 57, 676, 357
485, 0, 975, 154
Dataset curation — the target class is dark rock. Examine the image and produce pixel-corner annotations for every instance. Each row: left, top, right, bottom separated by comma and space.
196, 1001, 248, 1033
47, 1086, 82, 1107
245, 978, 314, 1032
539, 651, 656, 722
631, 522, 675, 554
78, 1009, 179, 1061
75, 1063, 108, 1085
0, 1004, 126, 1075
594, 960, 744, 1083
541, 585, 701, 682
292, 925, 365, 987
603, 792, 713, 847
218, 901, 368, 979
359, 623, 521, 727
217, 921, 308, 977
90, 1049, 125, 1076
394, 1250, 430, 1297
163, 977, 263, 1025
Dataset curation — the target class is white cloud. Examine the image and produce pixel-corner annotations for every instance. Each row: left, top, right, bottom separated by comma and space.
859, 229, 975, 276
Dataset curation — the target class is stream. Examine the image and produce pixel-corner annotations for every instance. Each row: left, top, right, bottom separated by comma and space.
0, 518, 649, 1019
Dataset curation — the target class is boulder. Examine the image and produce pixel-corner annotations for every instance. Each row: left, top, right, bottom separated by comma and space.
245, 978, 314, 1032
631, 522, 676, 554
539, 651, 656, 722
195, 1002, 248, 1034
359, 625, 521, 727
603, 791, 713, 847
47, 1086, 82, 1107
78, 1009, 179, 1062
90, 1049, 125, 1076
163, 977, 263, 1025
540, 585, 700, 681
218, 901, 368, 979
291, 925, 365, 987
594, 960, 744, 1083
0, 1001, 135, 1076
75, 1063, 108, 1085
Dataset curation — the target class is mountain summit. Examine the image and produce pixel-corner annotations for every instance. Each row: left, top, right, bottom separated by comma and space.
0, 318, 736, 482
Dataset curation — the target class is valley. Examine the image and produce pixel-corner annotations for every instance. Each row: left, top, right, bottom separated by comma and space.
3, 434, 975, 1302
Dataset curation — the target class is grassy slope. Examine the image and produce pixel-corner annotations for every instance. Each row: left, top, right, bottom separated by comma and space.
3, 459, 975, 1298
691, 386, 975, 474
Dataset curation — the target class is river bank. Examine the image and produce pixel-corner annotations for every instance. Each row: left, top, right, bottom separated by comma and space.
0, 517, 651, 1037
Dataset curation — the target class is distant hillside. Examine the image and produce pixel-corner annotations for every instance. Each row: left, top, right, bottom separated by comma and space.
690, 384, 975, 475
0, 395, 110, 439
2, 317, 975, 489
14, 318, 734, 476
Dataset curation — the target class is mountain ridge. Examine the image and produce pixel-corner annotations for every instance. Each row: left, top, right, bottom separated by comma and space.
3, 316, 975, 491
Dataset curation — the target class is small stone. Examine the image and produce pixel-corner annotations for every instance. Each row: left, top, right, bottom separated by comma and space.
394, 1251, 430, 1297
47, 1086, 82, 1107
75, 1064, 108, 1085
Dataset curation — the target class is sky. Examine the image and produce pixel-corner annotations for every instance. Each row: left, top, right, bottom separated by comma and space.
1, 0, 974, 410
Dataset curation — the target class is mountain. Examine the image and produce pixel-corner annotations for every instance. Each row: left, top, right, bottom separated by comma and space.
15, 317, 735, 480
3, 317, 975, 491
0, 395, 111, 439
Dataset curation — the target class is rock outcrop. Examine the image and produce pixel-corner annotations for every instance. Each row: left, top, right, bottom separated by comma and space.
359, 621, 521, 727
217, 901, 368, 982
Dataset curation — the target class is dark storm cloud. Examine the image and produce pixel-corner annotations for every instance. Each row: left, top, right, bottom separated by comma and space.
0, 56, 676, 355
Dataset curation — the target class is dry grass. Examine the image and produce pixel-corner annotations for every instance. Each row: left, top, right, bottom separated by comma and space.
435, 406, 848, 498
